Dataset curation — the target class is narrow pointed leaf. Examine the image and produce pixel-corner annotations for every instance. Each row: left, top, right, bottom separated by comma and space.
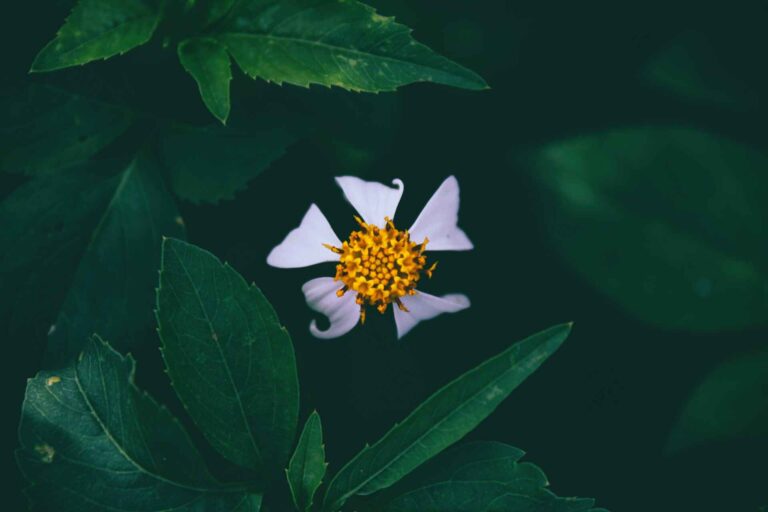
527, 127, 768, 331
372, 442, 605, 512
157, 239, 299, 474
158, 121, 297, 204
178, 38, 232, 123
31, 0, 161, 72
216, 0, 487, 92
0, 85, 133, 175
17, 335, 262, 511
287, 411, 328, 512
44, 153, 185, 367
323, 323, 571, 511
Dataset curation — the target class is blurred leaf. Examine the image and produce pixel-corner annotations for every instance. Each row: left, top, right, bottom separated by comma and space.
322, 324, 571, 511
205, 0, 487, 93
370, 441, 604, 512
528, 127, 768, 332
157, 238, 299, 475
17, 335, 262, 511
667, 347, 768, 452
44, 152, 185, 367
0, 85, 133, 175
644, 31, 759, 109
287, 411, 328, 512
31, 0, 161, 72
158, 121, 297, 204
178, 37, 232, 123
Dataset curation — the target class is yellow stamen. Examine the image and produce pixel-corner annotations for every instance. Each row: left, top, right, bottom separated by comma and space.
330, 216, 435, 319
323, 243, 343, 254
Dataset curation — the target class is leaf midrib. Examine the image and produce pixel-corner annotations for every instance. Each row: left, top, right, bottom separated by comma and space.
327, 342, 548, 508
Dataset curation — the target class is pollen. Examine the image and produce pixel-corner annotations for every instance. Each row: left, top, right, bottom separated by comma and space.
325, 216, 435, 321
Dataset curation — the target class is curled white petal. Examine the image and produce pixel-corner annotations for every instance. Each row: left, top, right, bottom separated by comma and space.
393, 292, 471, 339
335, 176, 404, 228
302, 277, 360, 339
267, 204, 342, 268
409, 176, 473, 251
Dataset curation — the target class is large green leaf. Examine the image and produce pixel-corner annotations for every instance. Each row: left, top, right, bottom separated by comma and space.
0, 85, 133, 175
178, 38, 232, 124
527, 127, 768, 332
667, 347, 768, 452
322, 324, 571, 511
370, 442, 605, 512
31, 0, 161, 72
287, 411, 328, 512
157, 239, 299, 474
17, 335, 262, 512
44, 153, 185, 366
158, 121, 297, 204
208, 0, 487, 93
0, 156, 184, 362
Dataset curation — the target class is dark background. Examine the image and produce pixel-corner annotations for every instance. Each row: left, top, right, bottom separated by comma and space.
3, 1, 767, 511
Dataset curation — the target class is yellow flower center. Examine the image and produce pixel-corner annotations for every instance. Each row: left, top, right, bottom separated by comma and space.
324, 216, 437, 323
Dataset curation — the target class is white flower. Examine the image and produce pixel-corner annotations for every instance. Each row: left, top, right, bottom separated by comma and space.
267, 176, 473, 339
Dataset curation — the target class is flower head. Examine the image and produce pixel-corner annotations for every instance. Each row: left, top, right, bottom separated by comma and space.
267, 176, 472, 339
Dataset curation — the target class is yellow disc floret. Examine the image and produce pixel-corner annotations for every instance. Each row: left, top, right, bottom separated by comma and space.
324, 216, 437, 323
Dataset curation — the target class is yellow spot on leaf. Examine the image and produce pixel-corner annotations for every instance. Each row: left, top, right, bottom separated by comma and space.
46, 376, 61, 387
34, 444, 55, 463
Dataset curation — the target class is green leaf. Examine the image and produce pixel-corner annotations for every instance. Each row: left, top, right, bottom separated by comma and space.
158, 121, 297, 204
44, 153, 185, 366
372, 442, 604, 512
31, 0, 161, 72
213, 0, 487, 92
0, 85, 133, 175
667, 347, 768, 452
287, 411, 328, 512
178, 38, 232, 123
527, 127, 768, 332
322, 323, 571, 511
157, 238, 299, 474
0, 156, 184, 362
17, 335, 262, 511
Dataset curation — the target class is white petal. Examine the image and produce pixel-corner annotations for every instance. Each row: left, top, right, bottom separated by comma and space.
267, 204, 342, 268
335, 176, 404, 228
409, 176, 473, 251
393, 291, 471, 339
302, 277, 360, 339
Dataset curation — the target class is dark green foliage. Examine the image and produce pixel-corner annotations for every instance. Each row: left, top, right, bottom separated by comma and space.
158, 121, 297, 204
0, 85, 132, 175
